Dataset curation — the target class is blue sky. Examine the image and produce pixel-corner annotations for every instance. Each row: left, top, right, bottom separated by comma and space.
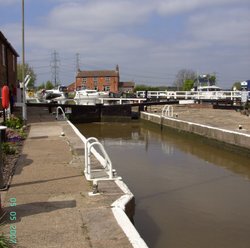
0, 0, 249, 88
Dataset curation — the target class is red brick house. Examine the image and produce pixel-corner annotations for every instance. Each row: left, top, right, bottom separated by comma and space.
69, 65, 120, 93
118, 81, 135, 93
0, 31, 19, 98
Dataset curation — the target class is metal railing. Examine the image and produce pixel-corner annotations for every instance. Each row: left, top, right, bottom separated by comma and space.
136, 90, 248, 101
162, 105, 174, 117
74, 97, 146, 105
99, 97, 146, 105
55, 106, 66, 120
85, 137, 114, 180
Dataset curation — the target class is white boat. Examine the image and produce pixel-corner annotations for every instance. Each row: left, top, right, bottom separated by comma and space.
191, 85, 225, 99
74, 89, 109, 100
193, 85, 222, 91
41, 86, 68, 103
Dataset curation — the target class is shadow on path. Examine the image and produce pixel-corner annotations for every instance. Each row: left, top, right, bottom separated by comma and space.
1, 200, 76, 224
10, 174, 82, 188
14, 154, 33, 175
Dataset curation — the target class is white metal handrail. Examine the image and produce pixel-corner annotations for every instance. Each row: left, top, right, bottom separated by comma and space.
85, 137, 113, 180
162, 105, 173, 117
74, 97, 146, 105
56, 106, 66, 120
99, 98, 146, 104
85, 137, 98, 175
136, 90, 249, 101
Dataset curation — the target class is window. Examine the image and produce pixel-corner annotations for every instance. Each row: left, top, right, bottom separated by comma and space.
105, 77, 110, 83
2, 44, 6, 66
13, 55, 15, 71
82, 78, 87, 88
93, 77, 98, 89
93, 77, 98, 84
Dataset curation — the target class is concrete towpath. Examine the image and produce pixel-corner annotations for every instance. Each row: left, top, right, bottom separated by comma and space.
147, 104, 250, 135
2, 106, 133, 248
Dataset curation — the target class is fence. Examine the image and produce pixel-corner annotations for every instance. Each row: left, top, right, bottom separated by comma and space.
136, 90, 247, 101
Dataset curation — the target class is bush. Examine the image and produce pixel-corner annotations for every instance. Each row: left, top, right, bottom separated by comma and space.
4, 116, 23, 130
1, 143, 16, 155
4, 116, 23, 129
5, 128, 26, 142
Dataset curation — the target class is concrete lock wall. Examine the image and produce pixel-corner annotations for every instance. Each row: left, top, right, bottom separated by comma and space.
68, 104, 132, 123
27, 103, 133, 123
141, 112, 250, 151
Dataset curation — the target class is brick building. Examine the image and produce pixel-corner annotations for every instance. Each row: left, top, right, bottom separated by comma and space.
0, 31, 19, 97
118, 81, 135, 93
69, 65, 119, 93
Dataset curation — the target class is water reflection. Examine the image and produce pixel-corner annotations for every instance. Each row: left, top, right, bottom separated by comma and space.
140, 125, 250, 180
77, 121, 250, 180
77, 121, 250, 248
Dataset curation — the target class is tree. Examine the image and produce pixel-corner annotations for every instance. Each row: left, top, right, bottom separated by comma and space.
36, 81, 54, 91
174, 69, 196, 90
37, 83, 45, 90
183, 79, 194, 91
45, 80, 54, 90
17, 63, 36, 88
231, 82, 241, 90
209, 75, 216, 85
134, 84, 161, 92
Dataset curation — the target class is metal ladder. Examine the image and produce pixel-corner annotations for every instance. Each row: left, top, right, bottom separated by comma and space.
55, 106, 66, 120
85, 137, 115, 181
162, 105, 174, 117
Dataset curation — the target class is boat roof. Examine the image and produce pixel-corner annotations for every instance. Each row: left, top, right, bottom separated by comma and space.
197, 85, 221, 88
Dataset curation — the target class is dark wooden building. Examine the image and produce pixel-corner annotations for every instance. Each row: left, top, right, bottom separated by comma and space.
0, 31, 19, 104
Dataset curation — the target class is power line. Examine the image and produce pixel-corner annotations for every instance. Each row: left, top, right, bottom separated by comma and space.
32, 65, 51, 69
121, 72, 175, 80
50, 50, 60, 87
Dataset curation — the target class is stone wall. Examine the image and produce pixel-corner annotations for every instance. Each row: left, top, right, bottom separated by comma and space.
141, 112, 250, 151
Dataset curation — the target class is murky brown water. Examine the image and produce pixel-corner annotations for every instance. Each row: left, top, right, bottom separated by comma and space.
76, 121, 250, 248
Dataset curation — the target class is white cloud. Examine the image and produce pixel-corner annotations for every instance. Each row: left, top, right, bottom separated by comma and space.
156, 0, 249, 15
157, 0, 204, 15
1, 0, 249, 86
188, 8, 250, 46
0, 0, 19, 6
0, 24, 21, 51
48, 1, 151, 32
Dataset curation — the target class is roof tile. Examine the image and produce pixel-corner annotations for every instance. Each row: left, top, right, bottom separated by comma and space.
77, 70, 119, 78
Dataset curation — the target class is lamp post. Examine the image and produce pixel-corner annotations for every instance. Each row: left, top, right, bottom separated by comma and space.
22, 0, 27, 122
